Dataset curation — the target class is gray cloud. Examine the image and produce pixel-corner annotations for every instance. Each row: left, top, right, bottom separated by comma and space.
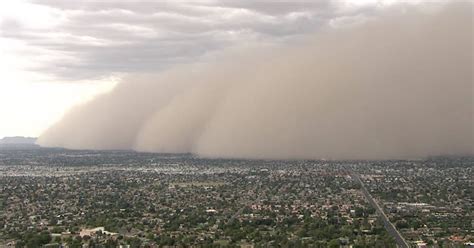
38, 3, 473, 160
2, 0, 383, 80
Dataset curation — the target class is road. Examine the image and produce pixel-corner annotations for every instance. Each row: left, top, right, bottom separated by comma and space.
351, 172, 410, 248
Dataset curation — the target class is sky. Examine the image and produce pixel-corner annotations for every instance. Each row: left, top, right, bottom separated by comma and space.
0, 0, 425, 139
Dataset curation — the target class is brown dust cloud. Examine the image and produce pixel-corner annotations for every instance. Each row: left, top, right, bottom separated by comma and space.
38, 3, 473, 160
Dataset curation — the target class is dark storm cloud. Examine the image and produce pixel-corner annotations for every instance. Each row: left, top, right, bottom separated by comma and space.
2, 0, 377, 80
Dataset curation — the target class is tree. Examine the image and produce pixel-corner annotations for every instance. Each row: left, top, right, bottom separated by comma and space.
328, 239, 339, 248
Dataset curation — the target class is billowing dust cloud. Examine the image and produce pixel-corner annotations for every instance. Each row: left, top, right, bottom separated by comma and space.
38, 4, 473, 160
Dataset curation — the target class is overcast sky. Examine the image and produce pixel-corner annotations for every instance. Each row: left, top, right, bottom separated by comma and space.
0, 0, 428, 138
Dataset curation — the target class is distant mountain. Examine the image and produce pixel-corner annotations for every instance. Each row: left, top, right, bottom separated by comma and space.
0, 136, 37, 144
0, 136, 39, 149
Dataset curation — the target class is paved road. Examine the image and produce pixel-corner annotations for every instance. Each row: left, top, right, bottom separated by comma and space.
352, 172, 410, 248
